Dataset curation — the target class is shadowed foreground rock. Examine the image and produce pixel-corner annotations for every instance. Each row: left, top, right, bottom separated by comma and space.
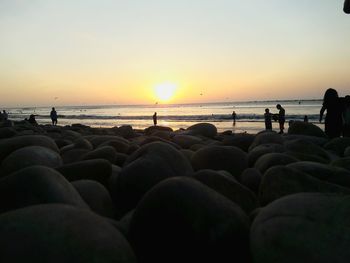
129, 177, 250, 263
251, 193, 350, 263
0, 204, 136, 263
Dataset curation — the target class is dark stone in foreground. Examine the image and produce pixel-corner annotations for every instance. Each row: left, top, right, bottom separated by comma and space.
0, 166, 88, 214
251, 193, 350, 263
186, 123, 217, 138
0, 204, 136, 263
129, 177, 250, 263
287, 121, 326, 138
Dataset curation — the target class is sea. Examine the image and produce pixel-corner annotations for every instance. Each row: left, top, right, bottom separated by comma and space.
4, 99, 324, 134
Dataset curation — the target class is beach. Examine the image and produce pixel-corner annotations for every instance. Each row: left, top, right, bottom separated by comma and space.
0, 118, 350, 262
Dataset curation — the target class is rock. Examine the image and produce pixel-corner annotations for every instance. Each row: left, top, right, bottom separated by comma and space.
345, 147, 350, 157
55, 138, 72, 149
332, 157, 350, 171
61, 149, 90, 164
240, 168, 262, 194
72, 180, 115, 218
259, 166, 350, 205
288, 161, 350, 188
186, 123, 217, 138
283, 134, 328, 146
0, 166, 88, 214
180, 149, 194, 162
1, 146, 63, 176
56, 159, 112, 188
171, 134, 202, 149
112, 142, 193, 215
249, 132, 283, 151
144, 126, 173, 135
73, 137, 93, 150
113, 125, 135, 138
0, 135, 59, 163
191, 169, 257, 214
288, 121, 326, 137
191, 145, 248, 180
99, 139, 130, 154
254, 153, 298, 174
222, 134, 255, 152
324, 137, 350, 156
284, 138, 330, 161
0, 204, 136, 263
82, 146, 117, 163
251, 193, 350, 263
117, 209, 135, 239
129, 177, 250, 263
247, 143, 285, 167
139, 136, 181, 149
89, 135, 129, 148
285, 151, 328, 163
0, 127, 17, 139
62, 130, 82, 141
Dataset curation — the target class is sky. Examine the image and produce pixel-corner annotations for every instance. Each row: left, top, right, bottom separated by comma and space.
0, 0, 349, 107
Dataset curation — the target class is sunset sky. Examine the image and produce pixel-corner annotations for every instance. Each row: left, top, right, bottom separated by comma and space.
0, 0, 349, 107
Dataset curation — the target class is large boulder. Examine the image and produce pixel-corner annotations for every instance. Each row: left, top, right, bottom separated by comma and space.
82, 146, 117, 163
191, 169, 257, 214
247, 143, 285, 167
0, 166, 88, 214
0, 204, 136, 263
324, 137, 350, 156
251, 193, 350, 263
288, 121, 326, 137
222, 134, 255, 152
129, 177, 250, 263
249, 132, 283, 151
0, 135, 59, 162
287, 161, 350, 188
72, 180, 115, 218
56, 159, 112, 188
240, 168, 262, 194
284, 139, 330, 162
171, 134, 202, 149
99, 139, 130, 154
191, 145, 248, 180
88, 135, 129, 148
0, 127, 17, 139
1, 146, 63, 176
144, 126, 173, 135
332, 157, 350, 172
61, 149, 90, 164
345, 146, 350, 157
254, 153, 298, 174
259, 166, 350, 205
112, 142, 193, 215
186, 123, 217, 138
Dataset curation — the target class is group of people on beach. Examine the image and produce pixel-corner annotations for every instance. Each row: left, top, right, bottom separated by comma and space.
0, 110, 8, 121
263, 104, 286, 134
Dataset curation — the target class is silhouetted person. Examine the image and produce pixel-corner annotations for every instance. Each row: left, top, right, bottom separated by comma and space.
264, 108, 272, 130
319, 88, 343, 138
343, 95, 350, 137
28, 114, 38, 125
232, 111, 236, 125
276, 104, 285, 134
345, 0, 350, 14
0, 110, 3, 121
3, 110, 8, 120
153, 112, 157, 126
50, 107, 58, 126
304, 115, 308, 122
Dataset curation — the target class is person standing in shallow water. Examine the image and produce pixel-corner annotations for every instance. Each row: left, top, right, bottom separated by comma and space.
276, 104, 285, 134
319, 88, 343, 138
50, 107, 58, 126
232, 111, 236, 125
153, 112, 157, 126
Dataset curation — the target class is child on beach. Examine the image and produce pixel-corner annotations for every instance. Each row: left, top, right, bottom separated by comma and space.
264, 108, 272, 130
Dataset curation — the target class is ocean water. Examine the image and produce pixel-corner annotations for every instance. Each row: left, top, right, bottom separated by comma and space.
5, 100, 324, 134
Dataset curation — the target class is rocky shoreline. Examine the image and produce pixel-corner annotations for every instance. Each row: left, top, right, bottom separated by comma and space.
0, 119, 350, 262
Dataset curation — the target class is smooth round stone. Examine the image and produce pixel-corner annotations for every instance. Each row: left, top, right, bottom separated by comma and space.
113, 142, 193, 215
99, 139, 130, 154
0, 204, 136, 263
222, 134, 255, 152
287, 161, 350, 188
171, 134, 202, 149
191, 169, 257, 214
324, 137, 350, 156
251, 193, 350, 263
345, 147, 350, 157
0, 135, 59, 163
144, 126, 173, 135
73, 138, 93, 150
285, 151, 328, 163
249, 132, 283, 151
129, 177, 250, 263
72, 180, 115, 218
283, 134, 328, 146
284, 139, 330, 161
254, 153, 298, 174
0, 166, 88, 214
113, 125, 135, 138
117, 209, 135, 239
56, 159, 112, 188
55, 138, 72, 149
248, 143, 286, 167
114, 152, 127, 166
180, 149, 194, 162
89, 135, 129, 148
0, 127, 17, 139
186, 123, 217, 138
259, 166, 350, 205
150, 130, 173, 140
62, 130, 82, 141
61, 149, 90, 164
139, 136, 180, 149
191, 145, 248, 180
332, 157, 350, 171
240, 168, 262, 194
287, 121, 326, 137
1, 146, 63, 175
82, 146, 117, 163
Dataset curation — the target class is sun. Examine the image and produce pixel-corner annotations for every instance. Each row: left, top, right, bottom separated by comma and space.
154, 83, 177, 102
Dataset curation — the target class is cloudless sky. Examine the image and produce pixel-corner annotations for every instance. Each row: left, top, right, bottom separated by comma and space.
0, 0, 349, 106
